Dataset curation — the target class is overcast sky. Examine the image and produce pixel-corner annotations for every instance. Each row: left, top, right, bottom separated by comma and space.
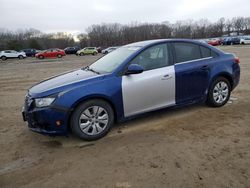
0, 0, 249, 34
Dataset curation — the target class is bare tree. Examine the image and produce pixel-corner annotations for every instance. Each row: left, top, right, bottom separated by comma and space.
225, 19, 233, 36
1, 17, 250, 51
232, 17, 245, 35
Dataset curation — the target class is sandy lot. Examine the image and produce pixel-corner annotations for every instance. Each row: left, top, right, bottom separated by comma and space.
0, 46, 250, 188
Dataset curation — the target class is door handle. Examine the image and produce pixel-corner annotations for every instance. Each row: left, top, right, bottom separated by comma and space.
161, 74, 172, 80
200, 65, 209, 70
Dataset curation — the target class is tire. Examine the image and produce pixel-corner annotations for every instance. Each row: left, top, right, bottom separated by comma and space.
206, 77, 231, 107
38, 55, 44, 59
70, 99, 114, 141
92, 52, 97, 55
80, 52, 84, 56
18, 55, 24, 59
241, 42, 245, 45
57, 54, 62, 58
1, 56, 7, 61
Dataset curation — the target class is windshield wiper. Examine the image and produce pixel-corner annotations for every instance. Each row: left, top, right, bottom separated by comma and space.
84, 66, 100, 74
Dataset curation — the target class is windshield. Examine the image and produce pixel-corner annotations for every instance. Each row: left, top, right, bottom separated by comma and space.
89, 46, 141, 73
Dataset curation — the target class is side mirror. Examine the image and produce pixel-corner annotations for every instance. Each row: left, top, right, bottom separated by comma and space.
125, 64, 144, 75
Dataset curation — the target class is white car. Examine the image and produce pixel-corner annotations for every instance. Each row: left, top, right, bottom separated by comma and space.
0, 50, 26, 61
101, 47, 119, 54
240, 37, 250, 44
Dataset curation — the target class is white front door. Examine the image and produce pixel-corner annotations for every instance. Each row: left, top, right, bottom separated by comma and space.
122, 66, 175, 117
10, 51, 18, 58
121, 43, 176, 117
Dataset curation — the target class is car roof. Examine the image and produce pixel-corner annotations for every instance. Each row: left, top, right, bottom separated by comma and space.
125, 39, 206, 47
124, 38, 225, 56
47, 48, 59, 50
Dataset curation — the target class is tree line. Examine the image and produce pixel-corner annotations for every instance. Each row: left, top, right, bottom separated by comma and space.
0, 28, 75, 51
81, 17, 250, 47
0, 17, 250, 51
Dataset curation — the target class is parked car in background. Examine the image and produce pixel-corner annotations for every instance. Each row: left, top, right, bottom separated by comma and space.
101, 46, 119, 54
21, 49, 38, 57
76, 47, 98, 56
64, 47, 80, 54
35, 48, 66, 59
197, 39, 208, 44
207, 38, 221, 46
222, 37, 240, 45
22, 39, 240, 141
240, 36, 250, 44
0, 50, 26, 61
96, 47, 102, 53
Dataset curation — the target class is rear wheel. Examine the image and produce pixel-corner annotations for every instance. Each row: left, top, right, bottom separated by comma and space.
207, 77, 231, 107
57, 54, 62, 58
70, 99, 114, 141
38, 55, 44, 59
1, 56, 7, 61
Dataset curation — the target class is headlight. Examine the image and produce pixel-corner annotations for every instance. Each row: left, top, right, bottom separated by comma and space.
35, 98, 55, 108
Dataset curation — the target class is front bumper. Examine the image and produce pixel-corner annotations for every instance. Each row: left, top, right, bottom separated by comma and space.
22, 104, 70, 136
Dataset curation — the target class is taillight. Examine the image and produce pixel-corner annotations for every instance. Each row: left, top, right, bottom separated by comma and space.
234, 57, 240, 64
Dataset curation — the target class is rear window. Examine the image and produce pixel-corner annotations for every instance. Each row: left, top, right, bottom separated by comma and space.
173, 42, 201, 63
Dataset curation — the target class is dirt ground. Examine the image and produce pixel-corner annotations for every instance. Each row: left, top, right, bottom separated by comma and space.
0, 46, 250, 188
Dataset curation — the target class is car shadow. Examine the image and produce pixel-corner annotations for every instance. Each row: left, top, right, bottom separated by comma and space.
35, 102, 207, 148
114, 103, 206, 129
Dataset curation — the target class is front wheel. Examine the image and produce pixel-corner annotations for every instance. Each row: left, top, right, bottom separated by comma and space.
57, 54, 62, 58
206, 77, 231, 107
18, 55, 24, 59
70, 99, 114, 141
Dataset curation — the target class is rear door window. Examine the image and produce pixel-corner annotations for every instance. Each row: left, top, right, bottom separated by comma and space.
173, 42, 202, 63
200, 46, 211, 58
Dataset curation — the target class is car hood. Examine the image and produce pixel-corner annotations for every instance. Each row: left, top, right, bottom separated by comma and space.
29, 69, 104, 98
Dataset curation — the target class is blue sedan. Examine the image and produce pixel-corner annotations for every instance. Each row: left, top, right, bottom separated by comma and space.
22, 39, 240, 140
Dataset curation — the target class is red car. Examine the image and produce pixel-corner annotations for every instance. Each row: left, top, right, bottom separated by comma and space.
35, 48, 66, 59
207, 38, 221, 46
